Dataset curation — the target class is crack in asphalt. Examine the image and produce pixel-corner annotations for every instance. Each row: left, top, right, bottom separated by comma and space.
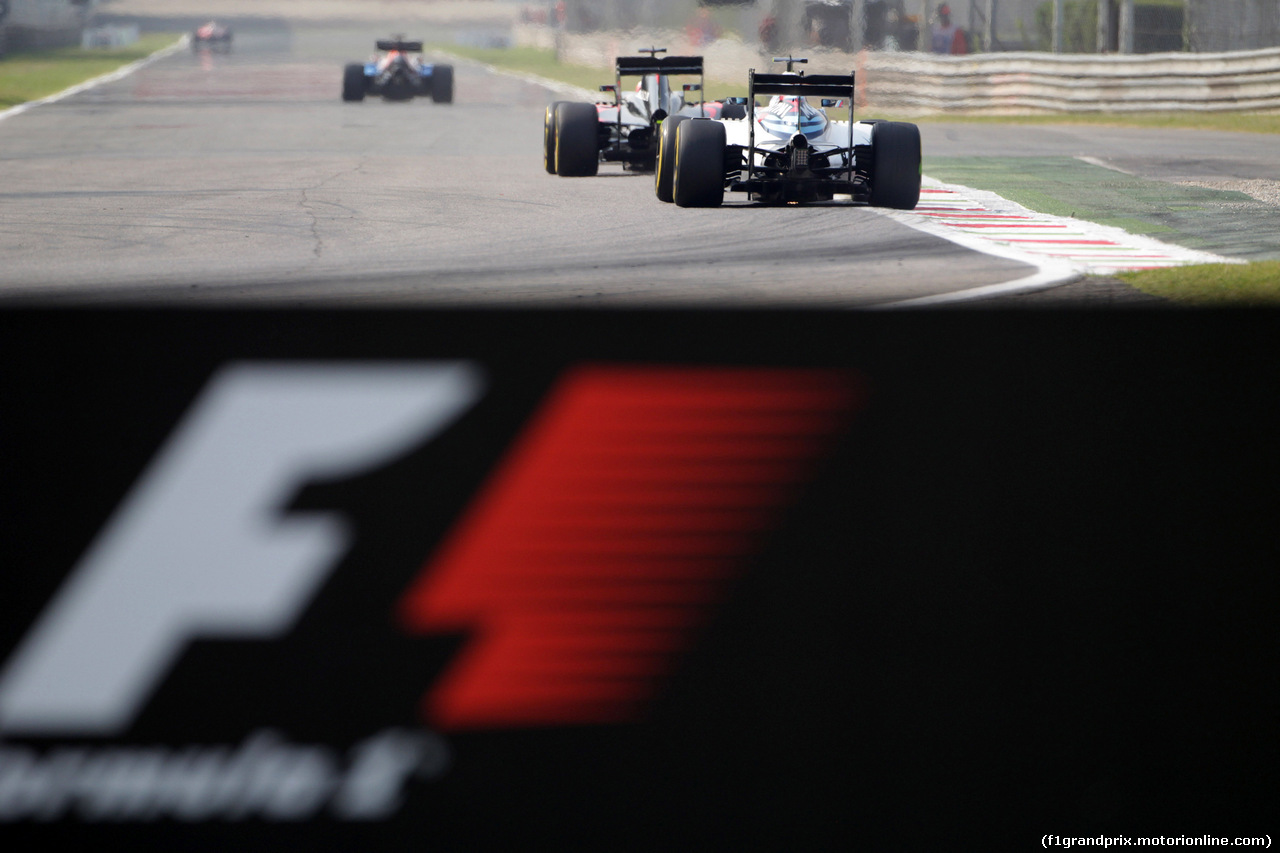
300, 186, 325, 259
298, 162, 367, 260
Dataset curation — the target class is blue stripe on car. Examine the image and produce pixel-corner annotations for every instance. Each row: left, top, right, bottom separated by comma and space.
760, 115, 826, 140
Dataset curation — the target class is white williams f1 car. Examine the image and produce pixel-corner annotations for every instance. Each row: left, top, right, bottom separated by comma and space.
342, 38, 453, 104
657, 57, 920, 208
545, 48, 733, 177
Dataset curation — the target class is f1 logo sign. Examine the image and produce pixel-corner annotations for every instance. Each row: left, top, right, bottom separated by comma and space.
0, 362, 484, 737
0, 361, 859, 740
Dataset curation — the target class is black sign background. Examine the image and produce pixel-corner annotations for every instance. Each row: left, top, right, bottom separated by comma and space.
0, 308, 1276, 849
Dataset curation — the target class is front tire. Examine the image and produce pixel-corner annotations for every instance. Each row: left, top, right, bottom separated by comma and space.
673, 119, 725, 208
554, 101, 599, 177
868, 121, 921, 210
654, 114, 689, 202
431, 64, 454, 104
342, 63, 365, 102
544, 101, 567, 174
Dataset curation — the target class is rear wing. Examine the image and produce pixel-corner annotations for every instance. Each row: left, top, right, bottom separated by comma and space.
376, 39, 422, 52
615, 55, 704, 77
605, 53, 708, 119
748, 72, 856, 100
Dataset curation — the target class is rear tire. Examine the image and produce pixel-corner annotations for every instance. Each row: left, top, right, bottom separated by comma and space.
654, 114, 689, 202
431, 64, 454, 104
868, 121, 921, 210
673, 119, 725, 208
555, 101, 599, 177
720, 102, 747, 120
544, 101, 567, 174
342, 63, 366, 102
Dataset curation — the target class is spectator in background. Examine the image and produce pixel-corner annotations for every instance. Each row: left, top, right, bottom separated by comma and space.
883, 9, 902, 51
931, 4, 968, 54
687, 8, 721, 47
759, 14, 780, 52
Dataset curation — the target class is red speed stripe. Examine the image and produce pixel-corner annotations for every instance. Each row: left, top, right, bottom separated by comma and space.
398, 365, 863, 730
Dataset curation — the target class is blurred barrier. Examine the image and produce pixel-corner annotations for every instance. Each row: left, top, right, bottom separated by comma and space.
81, 23, 139, 49
860, 45, 1280, 112
519, 24, 1280, 112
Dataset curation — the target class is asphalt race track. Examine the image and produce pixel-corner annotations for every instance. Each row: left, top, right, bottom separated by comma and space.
0, 19, 1041, 306
0, 15, 1274, 306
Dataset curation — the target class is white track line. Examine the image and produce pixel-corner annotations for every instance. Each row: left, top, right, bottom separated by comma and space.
0, 35, 189, 125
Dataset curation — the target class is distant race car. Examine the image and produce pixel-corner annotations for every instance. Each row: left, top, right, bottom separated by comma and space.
658, 56, 921, 209
191, 21, 232, 51
342, 38, 454, 104
544, 48, 736, 177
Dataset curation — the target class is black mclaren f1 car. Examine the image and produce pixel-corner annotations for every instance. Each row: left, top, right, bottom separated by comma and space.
544, 48, 736, 177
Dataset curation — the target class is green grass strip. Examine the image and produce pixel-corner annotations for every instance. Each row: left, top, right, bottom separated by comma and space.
0, 34, 182, 109
1119, 261, 1280, 305
923, 156, 1253, 224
